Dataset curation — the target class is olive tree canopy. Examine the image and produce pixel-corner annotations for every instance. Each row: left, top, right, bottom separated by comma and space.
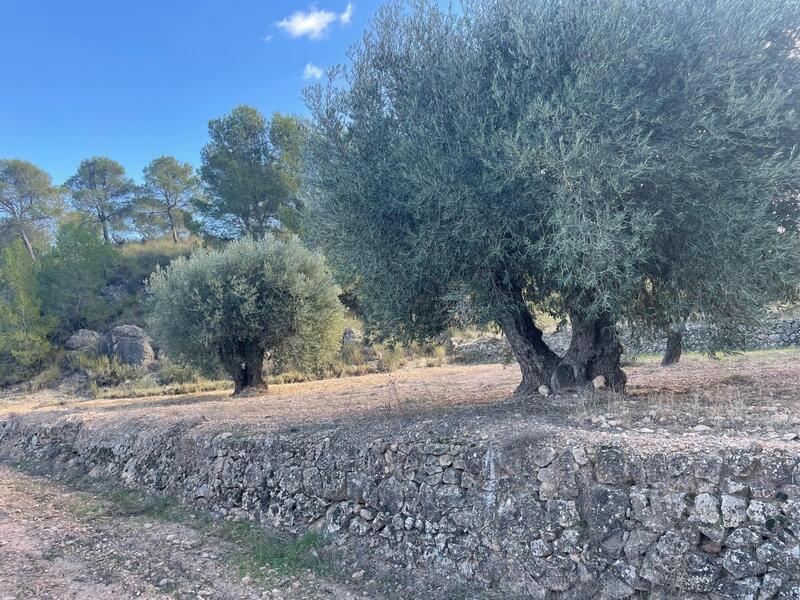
146, 236, 344, 394
305, 0, 800, 393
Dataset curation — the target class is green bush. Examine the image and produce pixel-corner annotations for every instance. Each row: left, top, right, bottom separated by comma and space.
340, 340, 365, 366
147, 236, 344, 394
38, 222, 116, 339
157, 358, 201, 385
0, 240, 55, 384
377, 343, 406, 372
67, 354, 147, 388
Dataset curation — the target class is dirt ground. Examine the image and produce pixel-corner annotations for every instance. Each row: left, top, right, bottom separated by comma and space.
3, 349, 800, 441
2, 351, 800, 599
0, 464, 376, 600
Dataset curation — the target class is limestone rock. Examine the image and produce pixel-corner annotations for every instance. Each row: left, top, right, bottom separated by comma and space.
65, 329, 101, 354
102, 325, 155, 366
721, 495, 748, 528
692, 493, 720, 525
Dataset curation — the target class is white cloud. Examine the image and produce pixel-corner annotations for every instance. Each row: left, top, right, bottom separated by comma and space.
303, 63, 324, 79
263, 34, 273, 42
340, 3, 354, 24
278, 8, 338, 40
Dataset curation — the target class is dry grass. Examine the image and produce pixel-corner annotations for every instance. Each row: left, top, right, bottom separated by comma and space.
3, 349, 800, 441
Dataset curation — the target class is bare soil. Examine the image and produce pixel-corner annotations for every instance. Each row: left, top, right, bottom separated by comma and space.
3, 350, 800, 443
2, 351, 800, 599
0, 464, 377, 600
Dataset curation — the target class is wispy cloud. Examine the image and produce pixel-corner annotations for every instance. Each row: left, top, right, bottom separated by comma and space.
340, 3, 354, 24
303, 63, 324, 79
263, 34, 273, 43
278, 8, 338, 40
276, 4, 355, 40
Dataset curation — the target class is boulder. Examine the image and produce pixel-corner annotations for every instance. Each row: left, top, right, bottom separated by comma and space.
102, 325, 155, 366
342, 327, 363, 346
65, 329, 101, 355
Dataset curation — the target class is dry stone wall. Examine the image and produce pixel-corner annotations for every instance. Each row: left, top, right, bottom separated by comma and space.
453, 317, 800, 364
1, 414, 799, 599
622, 318, 800, 356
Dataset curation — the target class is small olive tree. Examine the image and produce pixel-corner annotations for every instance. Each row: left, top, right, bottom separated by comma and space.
147, 236, 344, 394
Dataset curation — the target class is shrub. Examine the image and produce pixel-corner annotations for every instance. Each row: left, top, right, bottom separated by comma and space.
147, 236, 344, 394
67, 354, 147, 388
38, 222, 116, 339
157, 358, 201, 385
426, 344, 447, 367
0, 240, 55, 384
377, 343, 406, 372
341, 340, 365, 366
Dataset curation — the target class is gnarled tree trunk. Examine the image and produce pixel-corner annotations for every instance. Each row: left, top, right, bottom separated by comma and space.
222, 345, 266, 395
496, 284, 560, 396
661, 325, 684, 366
552, 309, 626, 392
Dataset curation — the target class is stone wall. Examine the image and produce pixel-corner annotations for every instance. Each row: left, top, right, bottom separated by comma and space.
622, 317, 800, 356
452, 317, 800, 364
1, 414, 798, 599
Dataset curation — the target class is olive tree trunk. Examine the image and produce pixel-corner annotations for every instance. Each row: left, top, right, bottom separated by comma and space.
497, 286, 560, 395
661, 326, 684, 366
552, 309, 626, 391
222, 346, 267, 395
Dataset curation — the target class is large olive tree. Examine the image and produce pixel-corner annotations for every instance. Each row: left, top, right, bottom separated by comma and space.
305, 0, 800, 394
147, 236, 344, 394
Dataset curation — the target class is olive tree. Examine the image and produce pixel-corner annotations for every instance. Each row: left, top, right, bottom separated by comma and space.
305, 0, 800, 394
146, 236, 344, 394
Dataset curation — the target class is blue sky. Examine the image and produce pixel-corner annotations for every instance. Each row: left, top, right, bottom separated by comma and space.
0, 1, 383, 184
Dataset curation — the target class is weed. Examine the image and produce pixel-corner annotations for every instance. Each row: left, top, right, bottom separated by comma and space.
27, 361, 61, 392
158, 359, 201, 385
221, 521, 327, 577
377, 343, 406, 372
341, 340, 366, 366
67, 354, 147, 388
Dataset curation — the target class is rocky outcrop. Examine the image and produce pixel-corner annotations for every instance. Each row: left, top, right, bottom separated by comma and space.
101, 325, 155, 367
64, 329, 101, 355
0, 413, 797, 598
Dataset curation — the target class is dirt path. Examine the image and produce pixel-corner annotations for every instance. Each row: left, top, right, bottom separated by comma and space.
0, 464, 372, 600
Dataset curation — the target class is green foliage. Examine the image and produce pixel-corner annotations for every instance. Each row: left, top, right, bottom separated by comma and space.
111, 236, 201, 325
0, 240, 55, 383
375, 343, 406, 372
306, 0, 800, 353
340, 340, 365, 366
146, 236, 344, 388
38, 222, 116, 339
27, 360, 62, 392
0, 159, 63, 258
157, 358, 201, 385
133, 156, 201, 243
66, 157, 136, 243
197, 106, 305, 239
67, 353, 148, 388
